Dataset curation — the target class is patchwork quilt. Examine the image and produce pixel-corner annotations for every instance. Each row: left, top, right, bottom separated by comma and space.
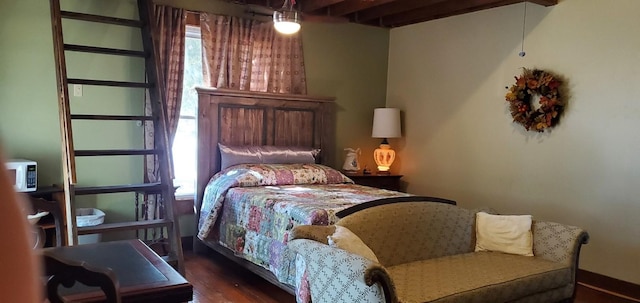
197, 163, 411, 285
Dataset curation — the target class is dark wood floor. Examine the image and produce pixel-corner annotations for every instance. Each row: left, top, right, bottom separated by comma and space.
185, 250, 295, 303
185, 251, 636, 303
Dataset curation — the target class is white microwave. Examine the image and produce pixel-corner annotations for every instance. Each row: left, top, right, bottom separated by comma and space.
5, 159, 37, 192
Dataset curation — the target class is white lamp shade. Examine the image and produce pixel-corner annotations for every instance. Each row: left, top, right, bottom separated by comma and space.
371, 108, 401, 138
273, 10, 301, 35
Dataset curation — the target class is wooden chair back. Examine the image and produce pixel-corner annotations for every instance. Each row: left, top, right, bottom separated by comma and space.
43, 251, 122, 303
28, 197, 65, 247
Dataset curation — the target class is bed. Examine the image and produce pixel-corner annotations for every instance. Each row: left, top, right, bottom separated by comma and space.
193, 88, 437, 294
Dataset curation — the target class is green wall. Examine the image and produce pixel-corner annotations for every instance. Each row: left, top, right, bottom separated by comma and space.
301, 22, 389, 171
0, 0, 390, 237
1, 0, 147, 240
0, 0, 62, 184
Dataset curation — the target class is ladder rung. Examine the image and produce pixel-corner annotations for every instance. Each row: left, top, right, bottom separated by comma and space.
52, 0, 184, 274
60, 11, 143, 28
64, 44, 146, 57
75, 183, 164, 195
68, 78, 152, 88
75, 149, 161, 156
71, 114, 153, 121
77, 219, 172, 235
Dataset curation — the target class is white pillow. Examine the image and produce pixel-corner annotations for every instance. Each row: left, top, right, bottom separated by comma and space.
328, 225, 379, 263
475, 212, 534, 256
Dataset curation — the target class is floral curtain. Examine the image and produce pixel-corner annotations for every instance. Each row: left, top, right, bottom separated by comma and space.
200, 13, 307, 94
143, 5, 186, 221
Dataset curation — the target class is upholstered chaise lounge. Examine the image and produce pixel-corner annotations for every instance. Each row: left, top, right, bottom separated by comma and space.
288, 201, 589, 303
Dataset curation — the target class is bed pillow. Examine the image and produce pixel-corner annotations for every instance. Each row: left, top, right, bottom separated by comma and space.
214, 163, 353, 187
475, 212, 534, 256
328, 225, 379, 263
219, 143, 320, 170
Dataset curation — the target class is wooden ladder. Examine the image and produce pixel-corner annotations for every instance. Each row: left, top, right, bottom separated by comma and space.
48, 0, 184, 273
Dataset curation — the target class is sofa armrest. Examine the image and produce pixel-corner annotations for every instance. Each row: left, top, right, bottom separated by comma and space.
532, 221, 589, 265
288, 239, 397, 303
290, 225, 335, 244
533, 221, 589, 300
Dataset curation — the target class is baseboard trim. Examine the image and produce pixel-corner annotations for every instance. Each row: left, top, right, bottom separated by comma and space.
578, 269, 640, 302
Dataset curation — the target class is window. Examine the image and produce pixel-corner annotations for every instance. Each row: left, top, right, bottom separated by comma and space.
172, 17, 305, 197
172, 25, 202, 197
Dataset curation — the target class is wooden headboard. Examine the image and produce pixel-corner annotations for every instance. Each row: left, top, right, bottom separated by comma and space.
195, 87, 336, 211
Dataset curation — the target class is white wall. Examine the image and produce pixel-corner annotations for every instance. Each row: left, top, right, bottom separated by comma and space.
387, 0, 640, 284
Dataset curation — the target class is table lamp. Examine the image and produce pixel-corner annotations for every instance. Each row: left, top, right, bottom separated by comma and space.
371, 108, 401, 174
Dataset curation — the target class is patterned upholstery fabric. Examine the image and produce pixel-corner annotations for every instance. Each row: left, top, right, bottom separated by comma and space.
337, 203, 479, 267
289, 239, 388, 303
387, 252, 569, 303
291, 225, 335, 245
289, 201, 588, 303
532, 221, 590, 265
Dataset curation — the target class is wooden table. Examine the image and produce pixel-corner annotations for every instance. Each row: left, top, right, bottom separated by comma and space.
344, 172, 403, 191
43, 239, 192, 303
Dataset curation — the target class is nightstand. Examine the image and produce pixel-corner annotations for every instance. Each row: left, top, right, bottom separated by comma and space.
345, 173, 403, 192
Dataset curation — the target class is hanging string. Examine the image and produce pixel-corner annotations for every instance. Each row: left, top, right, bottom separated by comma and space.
519, 1, 527, 57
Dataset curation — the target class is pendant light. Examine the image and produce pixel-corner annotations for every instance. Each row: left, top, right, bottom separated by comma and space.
273, 0, 301, 35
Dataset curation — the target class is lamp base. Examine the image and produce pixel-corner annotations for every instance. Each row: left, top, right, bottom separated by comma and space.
373, 142, 395, 174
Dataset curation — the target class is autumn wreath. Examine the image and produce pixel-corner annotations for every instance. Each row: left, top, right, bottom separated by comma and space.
505, 68, 564, 132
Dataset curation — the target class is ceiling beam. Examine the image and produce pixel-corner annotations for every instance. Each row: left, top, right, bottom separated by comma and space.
380, 0, 535, 27
328, 0, 396, 16
239, 0, 284, 9
300, 0, 347, 13
226, 0, 558, 28
355, 0, 449, 22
